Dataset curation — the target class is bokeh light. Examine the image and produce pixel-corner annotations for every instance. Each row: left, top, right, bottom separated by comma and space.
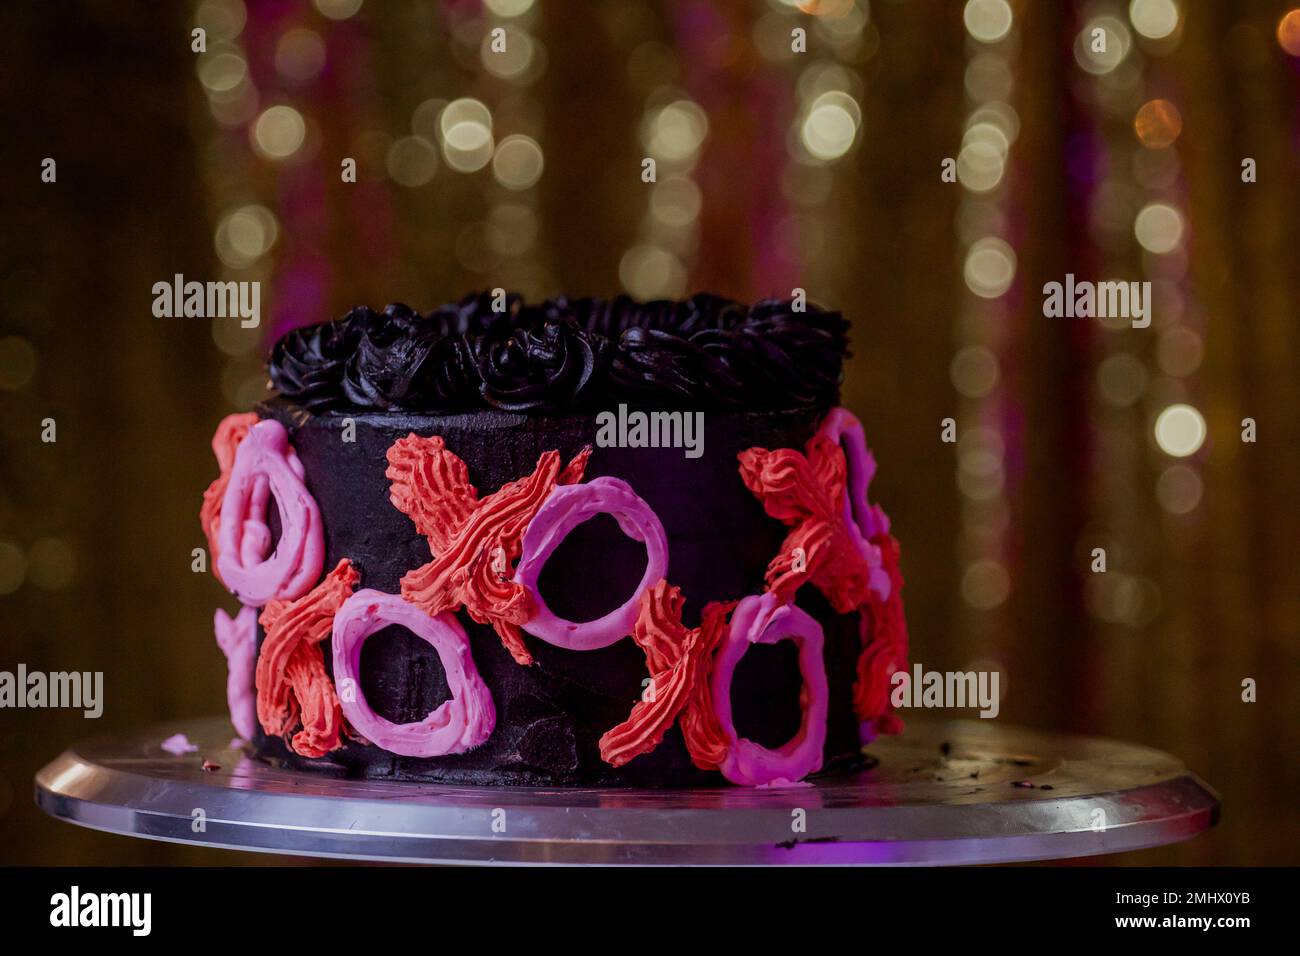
620, 244, 687, 300
440, 98, 494, 173
443, 125, 494, 172
386, 135, 438, 186
206, 75, 259, 128
1134, 98, 1182, 148
194, 0, 247, 41
215, 204, 279, 268
1154, 403, 1207, 457
650, 175, 703, 227
1097, 353, 1148, 407
964, 0, 1014, 44
440, 97, 493, 137
275, 28, 327, 84
312, 0, 363, 21
1279, 10, 1300, 56
1075, 17, 1132, 74
487, 203, 538, 257
1129, 0, 1180, 41
197, 51, 248, 93
963, 237, 1017, 298
1156, 327, 1204, 377
1156, 464, 1203, 514
484, 0, 535, 15
251, 104, 307, 160
950, 345, 1000, 398
800, 96, 858, 161
481, 27, 536, 80
957, 140, 1005, 193
961, 559, 1012, 609
491, 134, 544, 190
1134, 201, 1184, 253
1088, 572, 1161, 626
965, 53, 1014, 102
643, 99, 709, 164
958, 444, 1005, 501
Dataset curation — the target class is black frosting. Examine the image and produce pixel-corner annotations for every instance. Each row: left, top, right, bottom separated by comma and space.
268, 293, 848, 414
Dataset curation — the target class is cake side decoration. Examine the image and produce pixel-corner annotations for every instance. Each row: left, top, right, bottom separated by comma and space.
387, 433, 592, 666
217, 418, 325, 606
255, 558, 359, 758
512, 476, 668, 651
739, 406, 908, 744
817, 407, 892, 544
332, 589, 495, 757
710, 592, 829, 786
855, 532, 908, 741
676, 604, 738, 771
736, 430, 888, 612
814, 410, 909, 740
199, 411, 259, 588
214, 604, 258, 741
597, 581, 734, 768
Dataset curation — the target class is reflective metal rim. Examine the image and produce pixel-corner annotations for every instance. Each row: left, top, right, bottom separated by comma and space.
35, 716, 1218, 865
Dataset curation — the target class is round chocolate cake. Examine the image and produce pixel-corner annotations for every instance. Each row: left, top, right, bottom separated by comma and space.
201, 293, 909, 788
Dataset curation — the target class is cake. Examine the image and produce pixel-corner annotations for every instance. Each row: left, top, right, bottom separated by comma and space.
199, 292, 908, 787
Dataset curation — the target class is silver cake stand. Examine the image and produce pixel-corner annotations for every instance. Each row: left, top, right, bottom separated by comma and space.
35, 716, 1217, 865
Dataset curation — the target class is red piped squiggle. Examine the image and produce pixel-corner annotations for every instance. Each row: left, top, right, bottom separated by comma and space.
677, 601, 735, 771
199, 412, 259, 587
598, 581, 734, 768
855, 532, 908, 733
387, 434, 590, 666
256, 559, 359, 757
737, 434, 878, 613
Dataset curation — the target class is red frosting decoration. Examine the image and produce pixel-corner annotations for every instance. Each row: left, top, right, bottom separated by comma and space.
386, 433, 590, 666
740, 410, 910, 740
256, 559, 359, 757
737, 433, 878, 613
598, 581, 734, 768
199, 412, 259, 587
676, 601, 735, 771
854, 532, 909, 731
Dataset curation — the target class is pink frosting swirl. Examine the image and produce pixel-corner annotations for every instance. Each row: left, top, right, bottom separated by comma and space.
512, 476, 668, 651
332, 589, 495, 757
817, 407, 891, 601
217, 419, 325, 606
709, 592, 828, 786
214, 604, 258, 740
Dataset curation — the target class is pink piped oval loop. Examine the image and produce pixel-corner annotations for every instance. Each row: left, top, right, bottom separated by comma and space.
818, 407, 891, 601
332, 589, 495, 757
513, 476, 669, 651
217, 419, 324, 606
710, 592, 828, 786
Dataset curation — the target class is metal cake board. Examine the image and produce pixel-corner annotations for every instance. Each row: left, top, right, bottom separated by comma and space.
35, 715, 1218, 865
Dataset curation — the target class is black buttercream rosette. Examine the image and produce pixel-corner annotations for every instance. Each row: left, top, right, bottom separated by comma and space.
267, 292, 847, 413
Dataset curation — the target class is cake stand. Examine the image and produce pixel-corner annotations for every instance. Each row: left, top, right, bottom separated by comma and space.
35, 716, 1218, 865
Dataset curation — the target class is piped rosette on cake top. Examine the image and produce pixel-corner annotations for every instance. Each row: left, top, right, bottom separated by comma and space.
199, 406, 907, 787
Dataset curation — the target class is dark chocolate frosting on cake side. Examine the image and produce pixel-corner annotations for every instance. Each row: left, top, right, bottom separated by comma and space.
252, 397, 864, 787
